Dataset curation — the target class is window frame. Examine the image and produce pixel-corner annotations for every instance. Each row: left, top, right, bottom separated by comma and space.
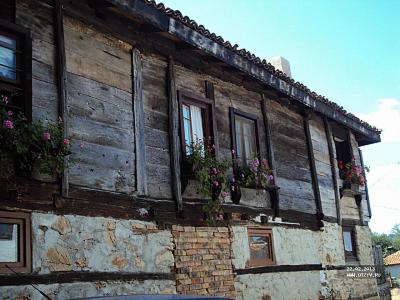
178, 90, 215, 157
342, 225, 357, 262
0, 211, 31, 273
229, 107, 261, 169
247, 227, 275, 267
0, 19, 32, 121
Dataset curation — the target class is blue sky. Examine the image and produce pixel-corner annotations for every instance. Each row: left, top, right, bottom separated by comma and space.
162, 0, 400, 233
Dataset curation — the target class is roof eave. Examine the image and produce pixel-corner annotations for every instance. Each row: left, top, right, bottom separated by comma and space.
106, 0, 381, 144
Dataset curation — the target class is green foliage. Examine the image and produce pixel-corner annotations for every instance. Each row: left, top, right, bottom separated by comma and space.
371, 224, 400, 256
235, 157, 274, 190
186, 140, 230, 225
0, 92, 71, 178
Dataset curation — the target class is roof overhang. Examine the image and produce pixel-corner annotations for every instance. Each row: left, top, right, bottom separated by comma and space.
105, 0, 381, 145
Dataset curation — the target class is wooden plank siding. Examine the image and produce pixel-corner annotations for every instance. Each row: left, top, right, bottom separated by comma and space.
64, 17, 136, 194
8, 0, 372, 225
309, 116, 337, 218
16, 0, 58, 122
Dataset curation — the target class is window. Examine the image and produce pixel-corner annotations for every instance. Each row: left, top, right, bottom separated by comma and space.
178, 91, 214, 156
247, 228, 275, 267
230, 108, 260, 167
0, 20, 31, 120
0, 211, 31, 273
342, 226, 357, 261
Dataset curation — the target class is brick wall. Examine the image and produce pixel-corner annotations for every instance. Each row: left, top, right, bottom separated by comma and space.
172, 225, 236, 298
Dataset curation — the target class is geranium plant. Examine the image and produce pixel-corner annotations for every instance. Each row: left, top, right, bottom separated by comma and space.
338, 159, 366, 187
235, 157, 275, 191
185, 140, 230, 225
0, 92, 71, 179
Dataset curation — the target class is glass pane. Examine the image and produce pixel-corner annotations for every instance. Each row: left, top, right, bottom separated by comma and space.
0, 223, 19, 263
249, 235, 271, 261
343, 231, 353, 252
235, 116, 256, 165
235, 121, 242, 162
182, 104, 190, 119
0, 46, 17, 80
0, 34, 17, 49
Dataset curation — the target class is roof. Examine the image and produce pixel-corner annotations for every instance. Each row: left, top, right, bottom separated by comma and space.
107, 0, 381, 142
384, 251, 400, 266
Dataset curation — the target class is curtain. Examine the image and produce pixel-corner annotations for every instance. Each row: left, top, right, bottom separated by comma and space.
190, 105, 204, 143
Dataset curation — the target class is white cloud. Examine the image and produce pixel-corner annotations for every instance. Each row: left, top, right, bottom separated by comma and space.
367, 163, 400, 233
356, 99, 400, 233
357, 98, 400, 142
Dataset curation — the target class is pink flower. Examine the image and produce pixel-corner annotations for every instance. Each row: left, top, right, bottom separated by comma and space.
63, 138, 70, 145
212, 167, 218, 175
79, 142, 85, 149
43, 132, 51, 141
212, 144, 216, 149
231, 186, 235, 191
7, 111, 13, 116
231, 149, 235, 154
213, 181, 219, 187
3, 120, 14, 129
222, 192, 229, 198
2, 96, 8, 104
268, 175, 274, 183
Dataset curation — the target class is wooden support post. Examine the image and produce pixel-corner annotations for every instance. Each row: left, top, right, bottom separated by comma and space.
205, 80, 219, 156
167, 57, 183, 213
54, 0, 69, 197
323, 117, 342, 224
132, 49, 148, 196
261, 95, 280, 217
303, 111, 323, 221
359, 148, 371, 218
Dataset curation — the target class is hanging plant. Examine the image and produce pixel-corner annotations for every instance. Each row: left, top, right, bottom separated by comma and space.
185, 140, 230, 225
0, 91, 71, 180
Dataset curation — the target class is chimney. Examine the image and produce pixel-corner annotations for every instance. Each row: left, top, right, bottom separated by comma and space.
267, 56, 291, 78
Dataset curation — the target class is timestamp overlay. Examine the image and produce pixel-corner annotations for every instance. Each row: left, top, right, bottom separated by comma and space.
345, 265, 382, 279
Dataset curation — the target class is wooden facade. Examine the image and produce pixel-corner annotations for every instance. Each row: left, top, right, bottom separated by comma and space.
0, 1, 381, 299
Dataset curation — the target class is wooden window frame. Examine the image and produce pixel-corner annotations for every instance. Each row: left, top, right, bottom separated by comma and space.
0, 19, 32, 121
0, 211, 31, 273
247, 228, 275, 267
229, 107, 261, 169
178, 90, 216, 157
342, 225, 358, 262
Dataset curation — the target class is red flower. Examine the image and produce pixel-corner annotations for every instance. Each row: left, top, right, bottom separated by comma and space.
338, 160, 343, 170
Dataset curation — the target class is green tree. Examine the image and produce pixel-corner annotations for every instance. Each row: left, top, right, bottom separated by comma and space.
371, 232, 395, 256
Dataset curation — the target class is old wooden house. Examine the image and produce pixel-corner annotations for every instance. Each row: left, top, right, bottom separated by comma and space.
0, 0, 382, 299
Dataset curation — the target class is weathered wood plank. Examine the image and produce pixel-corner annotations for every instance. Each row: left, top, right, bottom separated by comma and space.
167, 57, 182, 212
303, 112, 323, 219
324, 117, 341, 223
261, 96, 280, 216
132, 49, 148, 196
69, 115, 134, 151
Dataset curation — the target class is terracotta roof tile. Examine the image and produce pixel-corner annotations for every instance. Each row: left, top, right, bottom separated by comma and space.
143, 0, 381, 134
384, 251, 400, 266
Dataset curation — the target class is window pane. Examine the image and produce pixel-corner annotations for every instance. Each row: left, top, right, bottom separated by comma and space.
343, 231, 353, 252
0, 45, 17, 80
0, 223, 19, 263
0, 35, 17, 49
190, 105, 204, 143
235, 115, 256, 165
249, 235, 271, 261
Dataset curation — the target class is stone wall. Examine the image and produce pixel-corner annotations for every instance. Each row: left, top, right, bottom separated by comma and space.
31, 213, 175, 274
172, 225, 236, 298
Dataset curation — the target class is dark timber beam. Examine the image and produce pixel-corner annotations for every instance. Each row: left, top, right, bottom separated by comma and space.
54, 0, 69, 197
323, 117, 341, 224
261, 95, 280, 218
132, 49, 148, 196
167, 57, 183, 213
303, 111, 323, 221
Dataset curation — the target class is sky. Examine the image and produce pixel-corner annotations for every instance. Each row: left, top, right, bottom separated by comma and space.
161, 0, 400, 233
